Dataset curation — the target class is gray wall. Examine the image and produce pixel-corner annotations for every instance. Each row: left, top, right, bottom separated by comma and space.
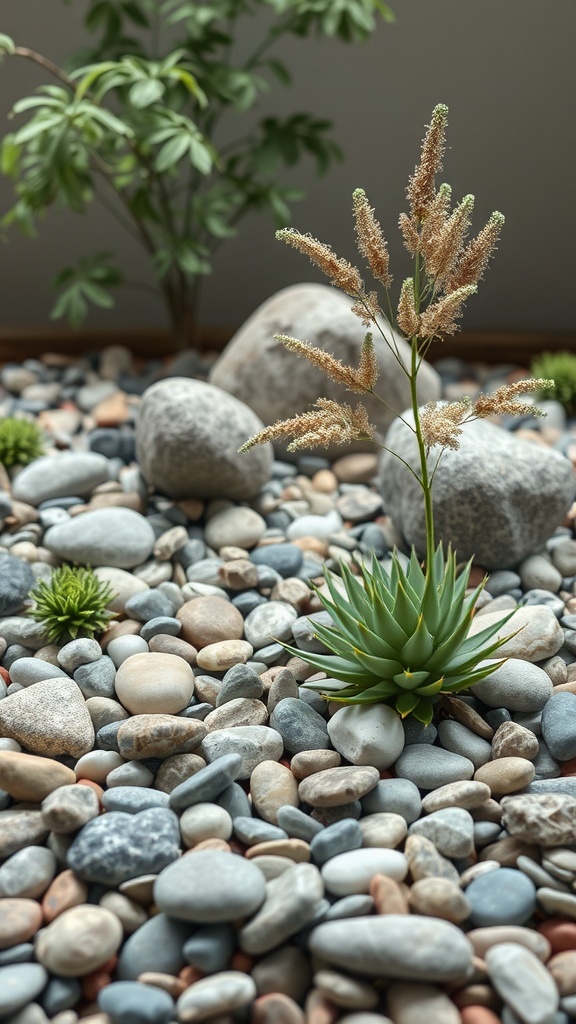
0, 0, 574, 335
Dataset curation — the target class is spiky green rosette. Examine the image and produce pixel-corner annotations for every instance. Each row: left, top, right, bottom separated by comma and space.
0, 417, 44, 468
280, 546, 515, 725
28, 565, 116, 644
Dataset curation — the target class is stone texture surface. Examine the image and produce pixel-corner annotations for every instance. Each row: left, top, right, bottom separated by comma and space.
0, 677, 94, 758
43, 507, 156, 569
135, 377, 272, 499
500, 793, 576, 847
378, 413, 575, 569
209, 283, 440, 459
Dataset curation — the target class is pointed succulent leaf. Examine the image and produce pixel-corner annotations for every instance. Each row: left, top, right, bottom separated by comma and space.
392, 669, 431, 691
414, 676, 445, 697
406, 548, 427, 598
347, 647, 405, 679
329, 679, 401, 705
395, 693, 421, 718
424, 605, 479, 673
440, 659, 507, 691
392, 579, 421, 638
412, 697, 435, 726
400, 613, 435, 665
442, 610, 518, 669
278, 641, 379, 685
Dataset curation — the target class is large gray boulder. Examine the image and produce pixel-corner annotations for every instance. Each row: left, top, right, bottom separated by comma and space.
209, 283, 441, 458
135, 377, 272, 500
378, 413, 575, 569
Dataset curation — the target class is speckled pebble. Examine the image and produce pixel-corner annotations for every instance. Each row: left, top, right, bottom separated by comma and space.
466, 867, 537, 927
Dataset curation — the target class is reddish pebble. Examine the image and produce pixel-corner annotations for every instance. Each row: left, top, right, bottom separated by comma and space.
561, 755, 576, 776
138, 972, 187, 998
304, 989, 339, 1024
452, 985, 501, 1010
178, 965, 204, 986
42, 869, 88, 923
370, 873, 409, 915
0, 667, 10, 684
76, 779, 105, 804
231, 950, 255, 973
82, 970, 111, 1002
192, 838, 231, 853
379, 768, 395, 779
538, 918, 576, 953
460, 1009, 502, 1024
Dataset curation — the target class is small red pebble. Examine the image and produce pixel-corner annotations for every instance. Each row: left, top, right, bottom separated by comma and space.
76, 779, 105, 804
0, 667, 10, 684
379, 768, 396, 779
460, 1007, 503, 1024
560, 755, 576, 776
82, 970, 111, 1002
230, 950, 254, 973
178, 965, 204, 987
538, 918, 576, 953
279, 758, 291, 769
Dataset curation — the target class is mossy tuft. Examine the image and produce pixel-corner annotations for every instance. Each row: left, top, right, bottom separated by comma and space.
530, 350, 576, 416
0, 417, 44, 468
27, 564, 116, 645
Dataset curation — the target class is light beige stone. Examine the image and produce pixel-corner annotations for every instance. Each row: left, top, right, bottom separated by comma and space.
0, 677, 94, 758
114, 651, 194, 715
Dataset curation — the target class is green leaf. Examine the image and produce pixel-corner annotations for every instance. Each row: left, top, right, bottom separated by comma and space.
154, 132, 190, 172
412, 698, 434, 726
400, 613, 434, 665
395, 693, 420, 718
0, 34, 16, 57
129, 77, 165, 108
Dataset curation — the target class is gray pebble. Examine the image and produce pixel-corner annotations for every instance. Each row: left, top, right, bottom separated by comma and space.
310, 818, 362, 867
117, 913, 191, 980
216, 782, 253, 820
0, 964, 48, 1018
250, 543, 303, 578
437, 719, 492, 768
140, 616, 182, 641
183, 924, 236, 973
239, 862, 324, 955
0, 845, 56, 898
154, 849, 266, 923
67, 807, 181, 885
408, 807, 475, 858
216, 664, 264, 707
361, 778, 422, 824
270, 697, 329, 754
244, 601, 298, 649
57, 637, 102, 672
0, 553, 35, 617
466, 867, 537, 926
106, 760, 154, 789
101, 787, 171, 813
201, 726, 284, 779
541, 691, 576, 760
74, 655, 116, 699
233, 817, 288, 846
395, 745, 474, 790
124, 589, 175, 621
277, 805, 325, 842
98, 981, 174, 1024
169, 752, 242, 810
8, 657, 68, 687
41, 977, 81, 1017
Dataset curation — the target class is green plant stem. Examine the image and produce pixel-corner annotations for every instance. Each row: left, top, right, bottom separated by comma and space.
409, 335, 435, 574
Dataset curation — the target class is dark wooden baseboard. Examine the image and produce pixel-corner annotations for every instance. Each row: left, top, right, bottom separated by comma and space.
0, 327, 574, 366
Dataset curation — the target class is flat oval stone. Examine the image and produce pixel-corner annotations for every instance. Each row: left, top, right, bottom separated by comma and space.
408, 877, 471, 924
99, 981, 174, 1024
44, 507, 155, 569
35, 904, 123, 976
322, 849, 408, 896
179, 803, 233, 847
176, 970, 257, 1022
421, 781, 492, 814
0, 677, 94, 758
117, 715, 206, 759
201, 727, 284, 780
176, 597, 244, 649
470, 658, 554, 710
361, 778, 422, 824
485, 942, 559, 1023
358, 813, 407, 849
169, 753, 242, 809
196, 639, 254, 672
541, 691, 576, 761
0, 751, 76, 802
0, 963, 48, 1018
309, 915, 473, 980
0, 846, 56, 899
114, 651, 195, 715
244, 602, 298, 649
395, 745, 474, 790
0, 809, 49, 860
250, 760, 299, 825
0, 898, 43, 950
467, 926, 551, 962
67, 808, 181, 885
269, 698, 329, 755
117, 913, 191, 981
474, 757, 535, 795
310, 819, 362, 868
298, 766, 380, 808
12, 451, 109, 505
327, 704, 405, 769
466, 867, 537, 927
239, 862, 324, 955
204, 698, 268, 732
154, 850, 266, 923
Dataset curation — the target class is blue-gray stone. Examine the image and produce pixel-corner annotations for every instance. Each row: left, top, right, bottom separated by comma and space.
298, 687, 328, 716
99, 981, 174, 1024
0, 943, 35, 966
169, 753, 242, 810
532, 740, 562, 780
437, 720, 492, 769
269, 697, 329, 755
310, 818, 363, 867
0, 553, 35, 616
250, 543, 303, 578
231, 591, 268, 616
117, 914, 192, 981
43, 507, 155, 570
485, 708, 512, 729
216, 782, 252, 820
256, 565, 283, 589
395, 744, 474, 790
154, 849, 266, 923
359, 523, 388, 558
520, 590, 566, 617
182, 924, 236, 974
323, 894, 375, 920
74, 655, 116, 699
466, 867, 537, 927
216, 664, 264, 707
276, 805, 325, 842
9, 657, 68, 686
525, 778, 576, 797
140, 616, 182, 641
361, 778, 422, 824
178, 702, 213, 720
486, 570, 522, 597
402, 718, 438, 746
41, 976, 82, 1015
12, 451, 110, 506
125, 590, 175, 622
541, 691, 576, 760
233, 817, 288, 846
67, 808, 180, 885
291, 612, 333, 653
102, 788, 171, 814
96, 721, 122, 752
0, 963, 48, 1018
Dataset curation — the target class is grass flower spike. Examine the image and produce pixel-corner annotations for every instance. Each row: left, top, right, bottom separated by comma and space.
28, 564, 116, 644
241, 104, 554, 723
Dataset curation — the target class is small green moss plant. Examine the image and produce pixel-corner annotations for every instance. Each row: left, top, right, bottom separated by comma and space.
28, 564, 116, 645
241, 104, 554, 724
0, 417, 44, 469
530, 351, 576, 417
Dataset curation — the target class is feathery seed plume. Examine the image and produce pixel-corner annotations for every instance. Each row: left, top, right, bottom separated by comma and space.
351, 290, 381, 326
420, 399, 471, 453
424, 194, 475, 285
398, 212, 420, 256
238, 398, 374, 453
447, 211, 505, 291
275, 334, 376, 393
397, 278, 420, 337
352, 188, 392, 288
472, 379, 554, 419
418, 284, 477, 338
406, 103, 449, 221
419, 182, 453, 255
276, 228, 363, 296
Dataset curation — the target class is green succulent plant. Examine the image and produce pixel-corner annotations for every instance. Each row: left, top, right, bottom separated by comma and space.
0, 417, 44, 468
28, 564, 116, 644
279, 548, 515, 725
530, 351, 576, 417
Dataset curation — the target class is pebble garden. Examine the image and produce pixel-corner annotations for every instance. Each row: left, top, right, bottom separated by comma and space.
1, 296, 576, 1024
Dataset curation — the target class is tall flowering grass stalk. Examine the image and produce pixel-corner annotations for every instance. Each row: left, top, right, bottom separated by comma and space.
241, 105, 554, 724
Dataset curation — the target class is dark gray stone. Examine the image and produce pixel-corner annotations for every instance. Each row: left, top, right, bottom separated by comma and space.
269, 697, 329, 754
277, 805, 325, 842
0, 553, 35, 616
169, 753, 242, 810
74, 655, 116, 699
310, 818, 362, 867
216, 664, 264, 706
182, 925, 236, 973
233, 817, 288, 846
99, 981, 174, 1024
136, 377, 272, 500
67, 808, 180, 885
216, 782, 252, 820
117, 914, 192, 981
140, 616, 182, 641
125, 590, 175, 622
250, 544, 303, 579
541, 691, 576, 761
101, 787, 171, 814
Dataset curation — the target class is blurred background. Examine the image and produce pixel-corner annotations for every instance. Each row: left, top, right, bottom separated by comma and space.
0, 0, 574, 345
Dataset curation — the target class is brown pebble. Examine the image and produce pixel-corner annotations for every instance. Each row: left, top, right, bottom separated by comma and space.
331, 453, 378, 484
291, 536, 329, 557
245, 839, 310, 862
479, 836, 539, 866
547, 949, 576, 995
176, 596, 244, 649
219, 560, 260, 590
468, 925, 551, 962
148, 634, 198, 663
42, 869, 89, 924
178, 965, 205, 986
138, 972, 187, 998
0, 750, 77, 802
153, 753, 206, 794
304, 989, 339, 1024
491, 721, 540, 760
472, 800, 503, 824
298, 766, 379, 807
459, 1008, 503, 1024
101, 618, 141, 649
252, 993, 305, 1024
231, 950, 255, 973
192, 838, 231, 853
290, 750, 342, 780
474, 756, 535, 795
369, 873, 409, 915
441, 696, 494, 740
451, 985, 501, 1011
386, 981, 461, 1024
117, 715, 206, 759
421, 781, 491, 814
82, 968, 113, 1002
0, 897, 43, 949
118, 875, 157, 906
408, 877, 471, 924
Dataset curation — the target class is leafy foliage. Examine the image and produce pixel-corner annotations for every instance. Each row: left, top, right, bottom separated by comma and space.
28, 564, 116, 644
0, 417, 45, 468
530, 351, 576, 417
0, 0, 392, 345
280, 548, 514, 725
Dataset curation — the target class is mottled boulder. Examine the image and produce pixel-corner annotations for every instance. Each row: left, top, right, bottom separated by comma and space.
378, 412, 575, 569
136, 377, 272, 500
209, 283, 441, 458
